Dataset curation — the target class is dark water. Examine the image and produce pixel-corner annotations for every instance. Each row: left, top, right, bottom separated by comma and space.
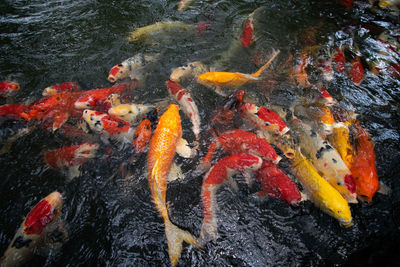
1, 0, 400, 266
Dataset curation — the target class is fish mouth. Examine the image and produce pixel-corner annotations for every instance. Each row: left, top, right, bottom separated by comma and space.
108, 75, 116, 83
341, 219, 354, 227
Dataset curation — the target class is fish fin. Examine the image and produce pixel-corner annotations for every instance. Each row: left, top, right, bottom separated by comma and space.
197, 221, 218, 247
226, 176, 239, 192
168, 162, 185, 182
251, 49, 280, 77
194, 162, 211, 176
378, 182, 391, 195
176, 138, 195, 158
164, 219, 196, 267
66, 166, 81, 181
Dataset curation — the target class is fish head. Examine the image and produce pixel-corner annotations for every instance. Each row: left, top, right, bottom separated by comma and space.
108, 64, 128, 83
75, 143, 99, 159
108, 104, 137, 122
322, 202, 353, 227
23, 192, 63, 236
170, 61, 207, 83
257, 106, 289, 134
159, 104, 181, 135
1, 81, 20, 94
75, 94, 95, 109
103, 93, 121, 111
82, 109, 107, 133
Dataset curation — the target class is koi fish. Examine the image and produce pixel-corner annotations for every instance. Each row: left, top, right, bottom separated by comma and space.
294, 103, 335, 135
108, 53, 161, 83
74, 84, 127, 109
44, 143, 99, 179
350, 122, 380, 202
197, 50, 280, 89
332, 47, 346, 73
291, 118, 358, 203
315, 48, 334, 81
0, 80, 20, 98
198, 152, 263, 244
108, 103, 153, 124
350, 56, 364, 86
328, 123, 353, 168
317, 85, 335, 106
290, 50, 311, 87
170, 61, 209, 84
255, 160, 301, 205
200, 129, 281, 171
0, 104, 28, 120
127, 21, 195, 45
291, 149, 353, 226
102, 93, 121, 112
82, 109, 135, 143
238, 102, 289, 135
178, 0, 194, 11
146, 104, 196, 266
0, 192, 68, 266
42, 82, 81, 96
240, 12, 255, 48
132, 108, 158, 153
166, 80, 201, 140
0, 120, 33, 155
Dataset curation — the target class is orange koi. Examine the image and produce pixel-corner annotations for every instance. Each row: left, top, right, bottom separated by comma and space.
147, 104, 196, 266
0, 80, 20, 98
0, 104, 28, 120
350, 122, 380, 202
0, 192, 67, 266
198, 152, 263, 244
132, 108, 158, 153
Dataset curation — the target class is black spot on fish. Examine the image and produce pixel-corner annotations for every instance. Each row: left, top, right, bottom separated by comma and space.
325, 145, 332, 150
332, 158, 337, 163
316, 144, 333, 159
337, 181, 343, 185
118, 64, 123, 67
323, 141, 328, 145
310, 130, 317, 137
12, 235, 32, 249
128, 111, 132, 114
94, 121, 102, 127
56, 97, 60, 101
129, 65, 132, 71
117, 121, 125, 128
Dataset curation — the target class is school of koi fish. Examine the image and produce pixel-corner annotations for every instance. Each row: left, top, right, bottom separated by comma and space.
0, 0, 399, 266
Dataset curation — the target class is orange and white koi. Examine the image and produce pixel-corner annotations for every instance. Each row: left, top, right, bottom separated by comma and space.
42, 82, 81, 96
349, 56, 364, 86
82, 109, 135, 142
255, 160, 301, 205
74, 85, 127, 109
108, 53, 161, 83
166, 80, 201, 140
200, 129, 281, 170
350, 122, 380, 202
290, 118, 357, 203
44, 142, 99, 179
0, 192, 67, 266
197, 50, 280, 89
198, 152, 263, 244
108, 103, 153, 124
291, 149, 353, 226
147, 104, 196, 266
0, 80, 20, 98
170, 61, 209, 84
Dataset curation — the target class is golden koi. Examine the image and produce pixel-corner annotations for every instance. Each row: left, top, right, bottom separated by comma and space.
146, 104, 196, 267
108, 103, 153, 124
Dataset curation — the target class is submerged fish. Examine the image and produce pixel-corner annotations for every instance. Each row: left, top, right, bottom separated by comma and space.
166, 80, 201, 140
332, 46, 346, 73
0, 80, 20, 98
255, 160, 301, 205
198, 152, 263, 244
42, 82, 81, 96
197, 50, 280, 90
170, 61, 209, 84
44, 143, 99, 179
178, 0, 194, 11
108, 53, 161, 83
349, 56, 364, 86
291, 149, 353, 226
0, 192, 67, 266
146, 104, 196, 267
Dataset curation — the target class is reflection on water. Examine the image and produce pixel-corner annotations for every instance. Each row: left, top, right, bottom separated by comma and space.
1, 0, 400, 266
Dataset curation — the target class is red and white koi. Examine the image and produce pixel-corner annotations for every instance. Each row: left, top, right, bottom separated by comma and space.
198, 152, 263, 244
316, 85, 335, 106
166, 80, 201, 140
0, 192, 67, 266
0, 80, 20, 98
42, 82, 81, 96
332, 46, 346, 73
255, 160, 301, 205
315, 47, 334, 81
74, 84, 127, 109
44, 142, 99, 179
82, 109, 135, 142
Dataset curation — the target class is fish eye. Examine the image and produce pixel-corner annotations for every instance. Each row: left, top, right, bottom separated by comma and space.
86, 103, 90, 107
119, 70, 123, 74
84, 110, 87, 114
337, 181, 343, 186
128, 111, 133, 114
265, 121, 270, 126
118, 64, 123, 67
90, 116, 94, 121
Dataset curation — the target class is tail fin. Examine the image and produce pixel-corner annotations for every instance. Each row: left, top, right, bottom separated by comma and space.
165, 219, 196, 267
251, 49, 280, 77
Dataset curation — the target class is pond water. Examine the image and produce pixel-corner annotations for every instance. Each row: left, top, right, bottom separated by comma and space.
1, 0, 400, 266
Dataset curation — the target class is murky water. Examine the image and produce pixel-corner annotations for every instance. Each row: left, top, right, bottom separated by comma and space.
1, 0, 400, 266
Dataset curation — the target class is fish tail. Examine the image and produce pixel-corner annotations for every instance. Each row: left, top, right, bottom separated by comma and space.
251, 49, 280, 77
164, 219, 196, 267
